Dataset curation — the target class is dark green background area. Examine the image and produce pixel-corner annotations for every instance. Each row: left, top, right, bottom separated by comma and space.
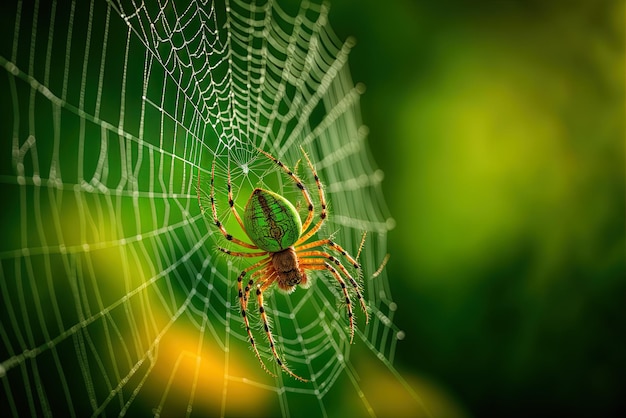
330, 0, 624, 416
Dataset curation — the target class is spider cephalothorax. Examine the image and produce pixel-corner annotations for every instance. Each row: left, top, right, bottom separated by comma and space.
270, 246, 307, 289
198, 148, 369, 381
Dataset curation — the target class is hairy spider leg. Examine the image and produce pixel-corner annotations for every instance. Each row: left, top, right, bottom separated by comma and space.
218, 247, 268, 257
295, 148, 328, 245
226, 159, 247, 231
297, 239, 361, 270
372, 254, 391, 279
257, 148, 316, 233
355, 231, 367, 261
197, 166, 211, 215
236, 259, 276, 378
296, 250, 368, 323
255, 275, 309, 382
300, 261, 357, 343
207, 159, 258, 249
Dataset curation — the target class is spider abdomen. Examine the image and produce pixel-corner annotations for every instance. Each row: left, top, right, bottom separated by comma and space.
243, 188, 303, 252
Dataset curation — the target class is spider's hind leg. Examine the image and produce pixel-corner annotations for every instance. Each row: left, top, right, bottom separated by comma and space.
256, 278, 309, 382
298, 250, 369, 325
300, 260, 358, 343
237, 260, 276, 379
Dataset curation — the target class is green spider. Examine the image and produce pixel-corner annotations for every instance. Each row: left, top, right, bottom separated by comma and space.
198, 148, 369, 382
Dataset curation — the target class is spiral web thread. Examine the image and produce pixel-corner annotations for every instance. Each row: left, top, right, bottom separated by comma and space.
0, 0, 422, 416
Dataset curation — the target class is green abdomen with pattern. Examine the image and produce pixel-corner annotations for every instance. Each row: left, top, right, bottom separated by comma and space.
243, 189, 303, 252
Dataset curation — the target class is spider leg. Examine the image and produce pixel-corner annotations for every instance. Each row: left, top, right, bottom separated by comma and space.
226, 159, 246, 231
295, 148, 328, 244
300, 261, 357, 343
255, 278, 309, 382
298, 251, 368, 324
236, 258, 276, 378
355, 231, 367, 261
257, 148, 315, 233
204, 159, 258, 250
297, 239, 361, 270
218, 248, 267, 257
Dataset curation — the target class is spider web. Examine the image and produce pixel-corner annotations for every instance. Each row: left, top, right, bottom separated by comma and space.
0, 0, 425, 416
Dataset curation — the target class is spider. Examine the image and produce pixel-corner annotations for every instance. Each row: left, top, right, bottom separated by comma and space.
197, 148, 369, 382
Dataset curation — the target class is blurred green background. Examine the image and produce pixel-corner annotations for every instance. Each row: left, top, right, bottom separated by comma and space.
331, 0, 625, 416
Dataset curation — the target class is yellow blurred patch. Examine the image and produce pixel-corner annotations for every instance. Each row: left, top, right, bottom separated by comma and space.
355, 354, 469, 418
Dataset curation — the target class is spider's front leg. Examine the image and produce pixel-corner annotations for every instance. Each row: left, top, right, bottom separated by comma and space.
198, 160, 258, 250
